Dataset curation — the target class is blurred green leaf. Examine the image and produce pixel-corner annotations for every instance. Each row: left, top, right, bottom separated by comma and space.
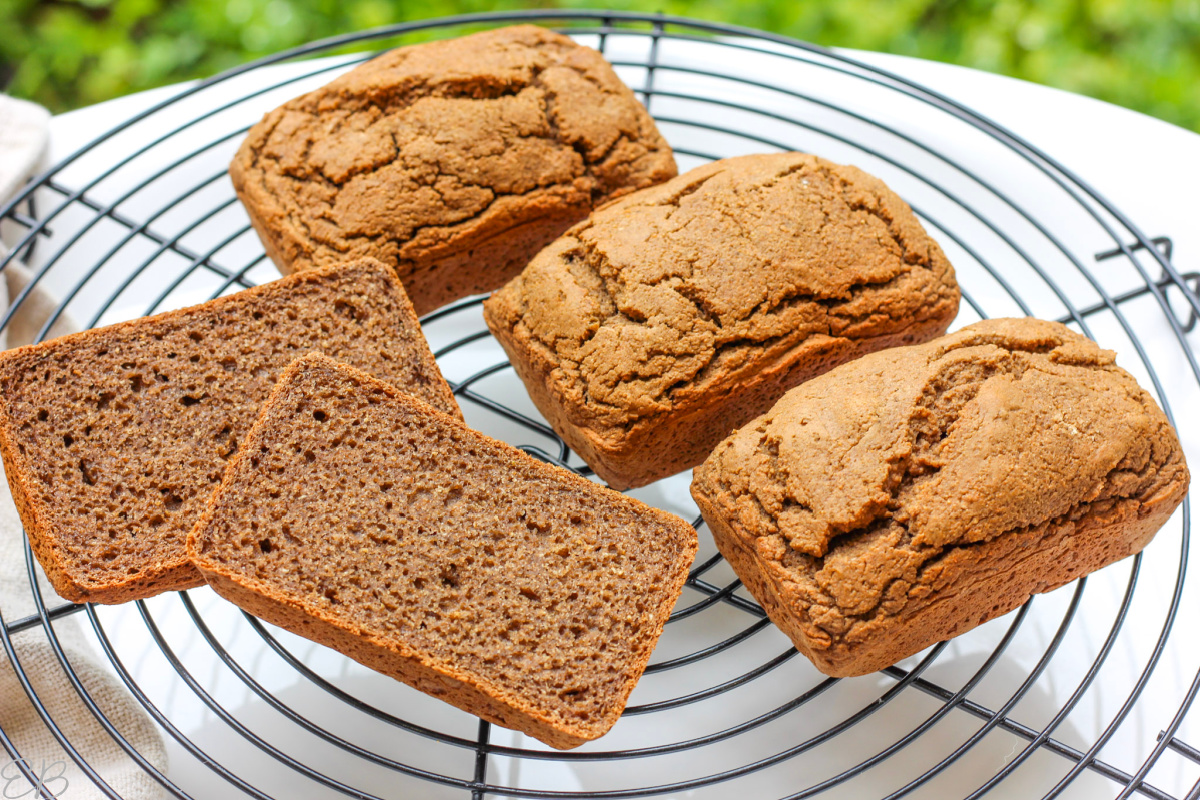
0, 0, 1197, 135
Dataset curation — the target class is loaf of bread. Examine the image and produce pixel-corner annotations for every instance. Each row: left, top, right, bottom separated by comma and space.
484, 152, 961, 489
691, 318, 1190, 677
0, 259, 458, 604
230, 24, 677, 316
188, 354, 696, 749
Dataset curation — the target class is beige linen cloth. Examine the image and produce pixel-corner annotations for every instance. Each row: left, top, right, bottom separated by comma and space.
1, 94, 168, 799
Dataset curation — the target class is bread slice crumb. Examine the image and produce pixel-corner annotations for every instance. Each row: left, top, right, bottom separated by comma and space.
0, 258, 457, 604
189, 353, 696, 748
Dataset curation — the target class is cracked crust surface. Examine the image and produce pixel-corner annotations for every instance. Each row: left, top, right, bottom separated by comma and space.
691, 318, 1190, 677
230, 25, 676, 316
484, 152, 960, 488
0, 259, 459, 604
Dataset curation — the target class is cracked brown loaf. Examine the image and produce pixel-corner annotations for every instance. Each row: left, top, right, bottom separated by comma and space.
0, 259, 459, 604
691, 317, 1190, 678
484, 152, 961, 489
230, 24, 677, 316
188, 354, 697, 749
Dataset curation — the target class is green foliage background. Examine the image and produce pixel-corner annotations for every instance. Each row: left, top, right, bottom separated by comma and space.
2, 0, 1199, 132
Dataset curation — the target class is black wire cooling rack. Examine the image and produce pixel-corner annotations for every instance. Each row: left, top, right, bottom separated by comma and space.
2, 10, 1199, 799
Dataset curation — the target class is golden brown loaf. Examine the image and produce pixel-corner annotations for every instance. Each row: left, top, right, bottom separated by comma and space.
230, 24, 677, 316
0, 259, 458, 604
188, 354, 697, 749
691, 318, 1189, 677
484, 152, 961, 489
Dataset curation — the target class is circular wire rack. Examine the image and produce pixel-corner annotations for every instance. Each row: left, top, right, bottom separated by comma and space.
2, 10, 1199, 799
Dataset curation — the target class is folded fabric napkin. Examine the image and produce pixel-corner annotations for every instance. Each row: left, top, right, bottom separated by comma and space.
1, 93, 168, 800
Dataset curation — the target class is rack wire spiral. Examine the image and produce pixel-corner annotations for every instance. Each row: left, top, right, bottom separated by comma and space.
2, 10, 1199, 799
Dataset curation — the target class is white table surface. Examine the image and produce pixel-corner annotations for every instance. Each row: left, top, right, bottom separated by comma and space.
17, 33, 1200, 800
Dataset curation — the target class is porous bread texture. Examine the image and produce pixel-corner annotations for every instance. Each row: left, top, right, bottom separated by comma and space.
230, 24, 677, 316
691, 318, 1190, 677
188, 354, 697, 749
484, 152, 960, 489
0, 258, 458, 604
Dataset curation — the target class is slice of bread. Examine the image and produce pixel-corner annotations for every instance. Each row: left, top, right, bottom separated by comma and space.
0, 258, 458, 604
188, 354, 697, 749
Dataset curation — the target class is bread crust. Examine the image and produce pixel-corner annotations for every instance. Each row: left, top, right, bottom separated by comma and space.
230, 24, 677, 316
189, 354, 697, 748
0, 259, 457, 604
691, 318, 1190, 677
484, 152, 960, 489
